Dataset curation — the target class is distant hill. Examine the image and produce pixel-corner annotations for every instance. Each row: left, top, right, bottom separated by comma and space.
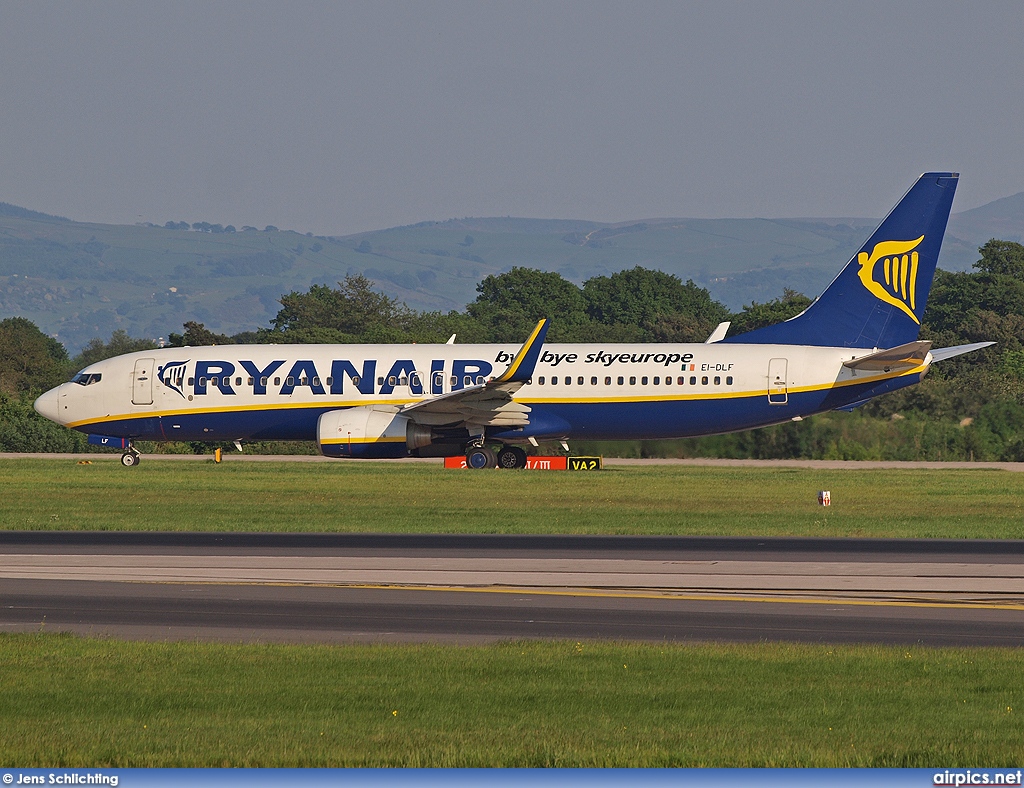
1, 191, 1021, 353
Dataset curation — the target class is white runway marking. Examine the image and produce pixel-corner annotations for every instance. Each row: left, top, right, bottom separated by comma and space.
4, 553, 1024, 601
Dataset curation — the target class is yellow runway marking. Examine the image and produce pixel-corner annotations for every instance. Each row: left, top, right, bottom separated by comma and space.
134, 580, 1024, 611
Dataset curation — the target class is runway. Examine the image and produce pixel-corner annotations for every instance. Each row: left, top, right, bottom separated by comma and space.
3, 532, 1024, 646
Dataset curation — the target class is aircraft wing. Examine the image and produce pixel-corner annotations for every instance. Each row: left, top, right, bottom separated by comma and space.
401, 319, 549, 428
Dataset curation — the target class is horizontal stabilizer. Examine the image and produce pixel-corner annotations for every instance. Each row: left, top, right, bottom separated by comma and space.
843, 340, 932, 371
930, 341, 995, 362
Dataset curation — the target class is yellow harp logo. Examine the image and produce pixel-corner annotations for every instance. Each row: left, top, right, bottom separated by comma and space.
856, 236, 925, 324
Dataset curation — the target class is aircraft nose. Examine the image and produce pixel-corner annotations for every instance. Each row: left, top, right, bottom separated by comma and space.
33, 386, 63, 424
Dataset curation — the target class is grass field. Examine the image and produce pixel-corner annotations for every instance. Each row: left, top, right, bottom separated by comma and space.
2, 633, 1022, 767
2, 459, 1023, 538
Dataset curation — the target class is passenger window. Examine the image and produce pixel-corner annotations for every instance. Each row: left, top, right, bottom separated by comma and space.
551, 376, 558, 385
388, 376, 397, 386
564, 376, 571, 385
653, 376, 660, 385
235, 377, 242, 386
326, 377, 333, 386
677, 376, 684, 385
399, 376, 408, 386
313, 377, 320, 387
702, 376, 709, 385
464, 376, 472, 386
410, 373, 420, 387
287, 377, 295, 386
591, 376, 598, 385
199, 377, 207, 387
578, 376, 584, 385
689, 376, 696, 385
188, 377, 195, 386
538, 376, 545, 385
605, 376, 611, 385
617, 376, 624, 385
450, 376, 457, 386
629, 376, 637, 385
476, 376, 485, 385
247, 377, 254, 386
641, 376, 648, 385
378, 377, 385, 386
260, 377, 267, 386
210, 377, 218, 387
274, 377, 281, 386
300, 377, 307, 386
714, 376, 721, 385
726, 376, 733, 385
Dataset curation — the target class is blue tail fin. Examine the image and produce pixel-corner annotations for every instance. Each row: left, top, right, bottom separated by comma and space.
725, 172, 959, 348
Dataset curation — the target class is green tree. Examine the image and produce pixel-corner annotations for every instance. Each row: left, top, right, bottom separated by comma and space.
267, 274, 410, 342
974, 239, 1024, 277
583, 267, 730, 342
168, 321, 232, 347
0, 317, 69, 396
467, 267, 590, 342
729, 289, 813, 336
72, 329, 158, 369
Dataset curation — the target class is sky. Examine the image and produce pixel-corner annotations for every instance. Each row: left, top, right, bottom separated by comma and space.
1, 1, 1022, 235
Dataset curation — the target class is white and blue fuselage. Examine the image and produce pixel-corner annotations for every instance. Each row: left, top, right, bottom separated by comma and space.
33, 340, 926, 446
32, 173, 991, 466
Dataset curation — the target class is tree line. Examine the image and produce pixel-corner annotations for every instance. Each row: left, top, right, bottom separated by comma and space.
1, 240, 1022, 459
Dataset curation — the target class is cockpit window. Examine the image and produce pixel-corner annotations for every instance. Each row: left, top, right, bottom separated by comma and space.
71, 372, 102, 386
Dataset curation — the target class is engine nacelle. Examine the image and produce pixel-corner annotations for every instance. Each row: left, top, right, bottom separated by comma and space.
317, 406, 434, 459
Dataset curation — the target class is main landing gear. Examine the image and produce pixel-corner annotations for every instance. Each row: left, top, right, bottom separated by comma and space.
465, 444, 528, 469
120, 444, 141, 467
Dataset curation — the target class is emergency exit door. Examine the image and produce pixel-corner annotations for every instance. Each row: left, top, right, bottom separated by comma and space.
767, 358, 788, 404
132, 358, 154, 405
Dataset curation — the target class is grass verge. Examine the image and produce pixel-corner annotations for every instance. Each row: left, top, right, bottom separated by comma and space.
1, 633, 1021, 767
2, 459, 1023, 538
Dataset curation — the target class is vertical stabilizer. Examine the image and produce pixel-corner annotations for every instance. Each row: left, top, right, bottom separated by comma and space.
725, 172, 958, 348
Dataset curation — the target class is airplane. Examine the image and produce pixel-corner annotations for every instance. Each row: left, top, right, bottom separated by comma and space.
33, 172, 993, 468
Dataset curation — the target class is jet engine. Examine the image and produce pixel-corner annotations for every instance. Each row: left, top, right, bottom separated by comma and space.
317, 406, 426, 458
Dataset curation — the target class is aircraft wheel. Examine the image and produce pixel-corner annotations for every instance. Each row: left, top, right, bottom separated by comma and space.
120, 452, 140, 467
466, 446, 497, 469
497, 446, 527, 469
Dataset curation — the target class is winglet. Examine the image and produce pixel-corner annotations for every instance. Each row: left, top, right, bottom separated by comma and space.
494, 319, 549, 383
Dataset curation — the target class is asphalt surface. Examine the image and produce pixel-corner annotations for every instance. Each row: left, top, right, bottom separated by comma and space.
3, 532, 1024, 646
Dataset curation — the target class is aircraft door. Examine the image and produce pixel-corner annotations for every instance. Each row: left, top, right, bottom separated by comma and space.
767, 358, 788, 405
132, 358, 155, 405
